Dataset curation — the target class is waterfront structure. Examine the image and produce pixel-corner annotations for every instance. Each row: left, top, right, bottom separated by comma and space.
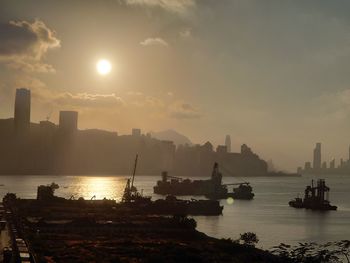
225, 135, 231, 153
313, 143, 321, 170
14, 88, 31, 133
59, 111, 78, 132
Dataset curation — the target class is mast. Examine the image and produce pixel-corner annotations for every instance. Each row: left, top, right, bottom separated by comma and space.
131, 154, 138, 189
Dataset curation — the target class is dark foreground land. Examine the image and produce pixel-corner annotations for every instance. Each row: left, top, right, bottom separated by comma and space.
3, 195, 284, 263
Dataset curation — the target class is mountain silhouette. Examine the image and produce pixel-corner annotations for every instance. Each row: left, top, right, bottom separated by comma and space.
150, 129, 192, 146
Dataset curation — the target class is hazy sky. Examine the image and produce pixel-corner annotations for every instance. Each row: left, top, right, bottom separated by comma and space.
1, 0, 350, 171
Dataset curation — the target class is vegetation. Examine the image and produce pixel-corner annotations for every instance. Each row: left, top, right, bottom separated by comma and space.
271, 240, 350, 263
239, 232, 259, 247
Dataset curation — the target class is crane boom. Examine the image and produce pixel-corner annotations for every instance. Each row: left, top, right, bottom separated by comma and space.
131, 154, 138, 189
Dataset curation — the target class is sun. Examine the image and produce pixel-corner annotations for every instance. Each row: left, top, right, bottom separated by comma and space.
96, 59, 111, 75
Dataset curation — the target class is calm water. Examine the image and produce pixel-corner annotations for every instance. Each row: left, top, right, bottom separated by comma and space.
0, 174, 349, 249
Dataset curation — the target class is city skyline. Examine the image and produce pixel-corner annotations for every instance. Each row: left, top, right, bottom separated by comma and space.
299, 142, 350, 174
2, 1, 350, 170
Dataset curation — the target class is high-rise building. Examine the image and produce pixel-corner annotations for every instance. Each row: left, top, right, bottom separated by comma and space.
313, 143, 321, 169
216, 145, 227, 154
59, 111, 78, 132
225, 135, 231, 153
14, 88, 31, 133
132, 128, 141, 136
304, 162, 311, 170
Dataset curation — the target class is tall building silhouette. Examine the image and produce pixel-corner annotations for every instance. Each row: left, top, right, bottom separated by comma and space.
59, 111, 78, 132
313, 143, 321, 169
225, 135, 231, 153
14, 88, 31, 133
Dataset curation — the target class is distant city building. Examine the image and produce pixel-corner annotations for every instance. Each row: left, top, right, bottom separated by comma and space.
216, 145, 227, 154
241, 144, 252, 155
40, 121, 57, 133
202, 141, 214, 152
297, 167, 302, 174
304, 162, 311, 170
313, 143, 321, 169
14, 88, 31, 133
59, 111, 78, 132
299, 144, 350, 174
132, 128, 141, 136
225, 135, 231, 153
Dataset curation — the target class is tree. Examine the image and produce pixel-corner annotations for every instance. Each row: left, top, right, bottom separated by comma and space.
239, 232, 259, 247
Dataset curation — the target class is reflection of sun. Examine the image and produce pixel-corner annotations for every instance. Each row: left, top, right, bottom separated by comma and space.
79, 177, 125, 200
226, 197, 234, 205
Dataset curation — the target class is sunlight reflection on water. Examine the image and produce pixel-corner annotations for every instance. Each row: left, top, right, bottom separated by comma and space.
67, 176, 127, 201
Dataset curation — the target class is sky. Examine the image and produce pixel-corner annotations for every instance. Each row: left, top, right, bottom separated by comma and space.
1, 0, 350, 171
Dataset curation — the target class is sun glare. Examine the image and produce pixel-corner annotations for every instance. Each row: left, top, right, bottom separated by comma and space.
97, 59, 111, 75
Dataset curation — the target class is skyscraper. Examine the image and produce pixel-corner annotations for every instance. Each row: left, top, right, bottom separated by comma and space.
225, 135, 231, 153
313, 143, 321, 169
14, 88, 31, 133
59, 111, 78, 132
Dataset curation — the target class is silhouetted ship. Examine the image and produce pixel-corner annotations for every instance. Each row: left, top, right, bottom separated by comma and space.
122, 155, 223, 215
289, 179, 337, 211
154, 163, 254, 200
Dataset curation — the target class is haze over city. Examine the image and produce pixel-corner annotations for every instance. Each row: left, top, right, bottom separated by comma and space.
2, 0, 350, 171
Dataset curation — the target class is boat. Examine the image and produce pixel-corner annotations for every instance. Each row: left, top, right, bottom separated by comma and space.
154, 162, 254, 200
122, 154, 152, 204
289, 179, 337, 211
123, 155, 223, 215
206, 182, 254, 200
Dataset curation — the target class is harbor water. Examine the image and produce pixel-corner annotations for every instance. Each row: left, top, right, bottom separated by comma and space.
0, 174, 349, 249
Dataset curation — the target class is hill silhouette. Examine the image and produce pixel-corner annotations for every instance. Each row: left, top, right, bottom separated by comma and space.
150, 129, 192, 146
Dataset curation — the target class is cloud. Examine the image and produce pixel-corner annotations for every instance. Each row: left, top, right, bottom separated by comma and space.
179, 28, 192, 38
54, 93, 125, 108
0, 19, 60, 73
169, 101, 201, 119
140, 37, 169, 47
125, 0, 196, 13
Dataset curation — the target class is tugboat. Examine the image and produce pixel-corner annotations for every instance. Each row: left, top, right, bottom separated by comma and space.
123, 155, 223, 215
154, 163, 254, 200
289, 179, 337, 211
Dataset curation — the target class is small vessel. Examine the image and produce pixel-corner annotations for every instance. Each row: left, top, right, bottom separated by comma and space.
154, 162, 254, 200
289, 179, 337, 211
205, 182, 254, 200
122, 154, 151, 204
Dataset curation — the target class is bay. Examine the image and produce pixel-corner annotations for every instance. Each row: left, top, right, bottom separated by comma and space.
0, 174, 349, 249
